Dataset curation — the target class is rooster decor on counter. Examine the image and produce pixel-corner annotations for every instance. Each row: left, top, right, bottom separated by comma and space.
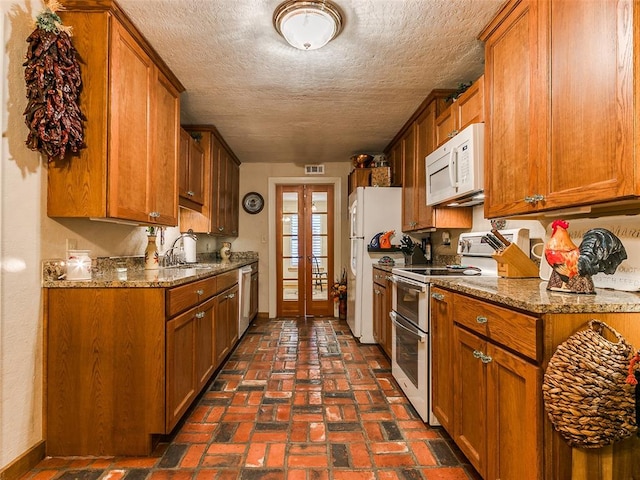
544, 220, 627, 294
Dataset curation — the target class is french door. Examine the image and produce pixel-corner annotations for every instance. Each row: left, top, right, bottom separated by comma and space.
276, 184, 334, 317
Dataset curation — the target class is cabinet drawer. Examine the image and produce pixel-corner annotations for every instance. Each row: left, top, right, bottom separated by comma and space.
167, 276, 217, 317
373, 268, 389, 287
453, 295, 540, 362
216, 270, 238, 293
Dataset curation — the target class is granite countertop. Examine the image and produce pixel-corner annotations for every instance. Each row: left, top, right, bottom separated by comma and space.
43, 258, 256, 289
430, 276, 640, 314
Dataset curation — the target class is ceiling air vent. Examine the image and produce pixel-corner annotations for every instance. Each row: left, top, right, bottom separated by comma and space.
305, 164, 325, 175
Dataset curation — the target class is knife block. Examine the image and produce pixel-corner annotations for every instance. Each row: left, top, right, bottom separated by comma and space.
492, 243, 539, 278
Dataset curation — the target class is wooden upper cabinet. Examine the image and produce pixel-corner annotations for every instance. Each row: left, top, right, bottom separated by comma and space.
179, 126, 241, 236
435, 76, 485, 148
395, 91, 472, 232
48, 2, 183, 226
179, 128, 205, 210
481, 0, 637, 218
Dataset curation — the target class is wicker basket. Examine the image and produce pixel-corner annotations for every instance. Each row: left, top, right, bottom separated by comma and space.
542, 319, 638, 448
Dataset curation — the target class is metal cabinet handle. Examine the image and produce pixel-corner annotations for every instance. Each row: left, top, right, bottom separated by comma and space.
524, 196, 535, 204
431, 292, 445, 301
218, 226, 225, 232
187, 191, 195, 196
196, 289, 204, 296
473, 350, 492, 363
476, 315, 488, 324
227, 293, 235, 299
149, 211, 160, 218
533, 194, 545, 202
195, 312, 205, 319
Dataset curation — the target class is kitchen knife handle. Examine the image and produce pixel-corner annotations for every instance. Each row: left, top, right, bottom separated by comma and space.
491, 229, 511, 246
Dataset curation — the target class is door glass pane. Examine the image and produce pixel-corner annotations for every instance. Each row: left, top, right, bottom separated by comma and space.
282, 259, 298, 301
311, 255, 328, 301
282, 191, 299, 302
311, 192, 328, 213
282, 193, 298, 213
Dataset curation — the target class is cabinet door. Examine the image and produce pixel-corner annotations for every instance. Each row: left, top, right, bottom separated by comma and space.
150, 68, 180, 226
483, 0, 542, 218
227, 158, 240, 236
453, 326, 487, 478
486, 343, 542, 480
214, 291, 230, 367
108, 21, 153, 223
195, 297, 216, 390
188, 140, 205, 205
454, 75, 484, 131
380, 278, 391, 357
215, 147, 229, 234
179, 129, 205, 208
430, 288, 454, 432
166, 309, 197, 431
372, 280, 384, 345
227, 284, 239, 347
401, 124, 418, 231
179, 128, 190, 198
390, 141, 403, 187
413, 103, 437, 230
214, 285, 239, 366
435, 107, 456, 148
542, 0, 634, 210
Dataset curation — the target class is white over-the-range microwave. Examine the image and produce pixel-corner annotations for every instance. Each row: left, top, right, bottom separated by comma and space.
426, 122, 484, 207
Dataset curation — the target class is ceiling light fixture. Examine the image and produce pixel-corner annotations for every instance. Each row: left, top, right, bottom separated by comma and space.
274, 0, 343, 51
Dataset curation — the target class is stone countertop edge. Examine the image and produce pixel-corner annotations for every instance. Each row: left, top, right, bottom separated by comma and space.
430, 277, 640, 314
43, 259, 257, 289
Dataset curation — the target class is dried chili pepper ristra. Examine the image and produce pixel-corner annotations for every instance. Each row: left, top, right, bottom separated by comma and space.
23, 1, 85, 162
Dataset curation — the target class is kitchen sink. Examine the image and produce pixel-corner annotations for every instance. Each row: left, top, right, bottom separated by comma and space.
166, 263, 216, 270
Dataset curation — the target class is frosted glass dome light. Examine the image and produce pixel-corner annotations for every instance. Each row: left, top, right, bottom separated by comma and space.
274, 0, 343, 51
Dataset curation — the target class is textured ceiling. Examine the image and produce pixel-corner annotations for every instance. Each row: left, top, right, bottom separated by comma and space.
116, 0, 504, 164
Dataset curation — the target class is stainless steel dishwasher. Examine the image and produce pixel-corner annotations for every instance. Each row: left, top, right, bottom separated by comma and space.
238, 265, 253, 336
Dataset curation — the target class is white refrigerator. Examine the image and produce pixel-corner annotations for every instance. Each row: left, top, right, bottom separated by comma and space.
347, 186, 403, 343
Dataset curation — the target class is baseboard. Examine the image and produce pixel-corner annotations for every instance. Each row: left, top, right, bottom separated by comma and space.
256, 312, 269, 320
0, 441, 45, 480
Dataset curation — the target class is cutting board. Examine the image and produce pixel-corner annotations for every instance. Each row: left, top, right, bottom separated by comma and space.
538, 215, 640, 291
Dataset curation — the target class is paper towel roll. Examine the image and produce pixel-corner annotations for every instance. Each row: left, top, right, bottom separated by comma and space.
183, 236, 197, 263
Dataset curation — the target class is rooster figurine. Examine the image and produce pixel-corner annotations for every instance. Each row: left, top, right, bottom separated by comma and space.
544, 219, 627, 294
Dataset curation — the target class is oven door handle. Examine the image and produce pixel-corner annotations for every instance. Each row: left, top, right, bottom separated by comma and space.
391, 275, 427, 293
389, 311, 426, 342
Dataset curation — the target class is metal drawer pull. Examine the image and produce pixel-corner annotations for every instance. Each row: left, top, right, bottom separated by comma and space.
227, 293, 235, 299
196, 289, 204, 296
431, 292, 445, 301
187, 191, 195, 196
476, 316, 488, 324
473, 350, 493, 363
195, 312, 205, 319
524, 196, 535, 204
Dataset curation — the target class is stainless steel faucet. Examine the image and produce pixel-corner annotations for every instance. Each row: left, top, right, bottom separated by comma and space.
163, 230, 197, 267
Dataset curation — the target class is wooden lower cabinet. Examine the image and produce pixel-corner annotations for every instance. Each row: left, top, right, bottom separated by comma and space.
453, 326, 542, 480
46, 271, 240, 456
214, 284, 239, 366
432, 288, 640, 479
372, 267, 392, 357
430, 287, 454, 433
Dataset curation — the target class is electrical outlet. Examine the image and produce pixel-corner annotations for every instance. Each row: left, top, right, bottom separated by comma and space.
66, 238, 77, 252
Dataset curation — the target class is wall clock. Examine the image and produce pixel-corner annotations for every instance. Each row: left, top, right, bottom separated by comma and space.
242, 192, 264, 214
